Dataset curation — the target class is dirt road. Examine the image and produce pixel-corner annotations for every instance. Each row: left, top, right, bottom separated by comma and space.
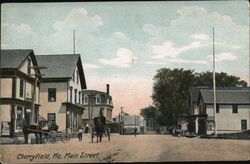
1, 134, 250, 163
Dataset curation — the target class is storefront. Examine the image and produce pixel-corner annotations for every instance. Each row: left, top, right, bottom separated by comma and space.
0, 100, 39, 137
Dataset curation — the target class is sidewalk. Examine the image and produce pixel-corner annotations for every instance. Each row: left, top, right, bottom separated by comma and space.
1, 133, 121, 144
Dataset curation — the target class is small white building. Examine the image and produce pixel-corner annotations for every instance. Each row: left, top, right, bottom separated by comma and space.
197, 88, 250, 135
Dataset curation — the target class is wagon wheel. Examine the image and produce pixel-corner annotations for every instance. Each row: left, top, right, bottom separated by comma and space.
61, 130, 70, 143
48, 130, 57, 144
41, 135, 48, 144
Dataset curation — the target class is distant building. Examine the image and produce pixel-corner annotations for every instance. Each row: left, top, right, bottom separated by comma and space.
189, 87, 250, 135
0, 49, 41, 137
36, 54, 86, 132
81, 84, 113, 130
114, 114, 144, 134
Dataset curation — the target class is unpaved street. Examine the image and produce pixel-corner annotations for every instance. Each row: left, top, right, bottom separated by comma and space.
1, 134, 250, 163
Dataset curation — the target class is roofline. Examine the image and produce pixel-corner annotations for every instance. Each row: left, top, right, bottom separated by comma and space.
76, 55, 87, 89
204, 103, 250, 105
82, 89, 108, 94
36, 54, 81, 56
41, 77, 70, 83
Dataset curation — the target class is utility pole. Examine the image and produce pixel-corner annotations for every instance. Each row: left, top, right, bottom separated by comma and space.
73, 29, 75, 54
120, 107, 124, 135
213, 27, 217, 136
31, 67, 38, 125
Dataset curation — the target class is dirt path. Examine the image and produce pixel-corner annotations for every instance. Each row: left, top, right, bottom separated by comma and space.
1, 134, 250, 163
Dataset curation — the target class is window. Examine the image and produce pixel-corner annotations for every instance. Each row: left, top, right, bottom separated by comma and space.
16, 107, 23, 130
48, 88, 56, 102
74, 89, 77, 104
27, 58, 31, 75
76, 70, 79, 84
241, 120, 247, 130
47, 113, 56, 126
216, 104, 219, 113
96, 94, 101, 104
19, 79, 24, 97
72, 69, 75, 82
70, 87, 73, 103
73, 113, 77, 130
232, 105, 238, 113
78, 91, 81, 104
207, 121, 215, 131
83, 94, 88, 104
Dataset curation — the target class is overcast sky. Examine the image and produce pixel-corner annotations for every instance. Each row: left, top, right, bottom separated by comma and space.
1, 1, 249, 116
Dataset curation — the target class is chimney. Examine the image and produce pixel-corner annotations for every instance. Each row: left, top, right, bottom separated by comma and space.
106, 84, 110, 95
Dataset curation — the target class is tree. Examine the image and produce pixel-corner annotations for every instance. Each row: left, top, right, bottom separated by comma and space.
195, 71, 247, 87
152, 68, 248, 128
140, 105, 158, 130
152, 68, 196, 127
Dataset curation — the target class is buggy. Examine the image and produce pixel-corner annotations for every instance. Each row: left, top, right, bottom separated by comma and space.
91, 116, 110, 143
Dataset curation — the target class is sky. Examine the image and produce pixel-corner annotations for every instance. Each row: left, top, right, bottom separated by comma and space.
1, 1, 249, 116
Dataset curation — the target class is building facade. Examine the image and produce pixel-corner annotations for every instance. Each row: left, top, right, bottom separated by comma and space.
0, 50, 41, 137
188, 86, 209, 134
36, 54, 86, 132
81, 84, 113, 130
197, 88, 250, 135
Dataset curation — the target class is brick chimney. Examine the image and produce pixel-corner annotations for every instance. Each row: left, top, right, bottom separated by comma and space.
106, 84, 110, 95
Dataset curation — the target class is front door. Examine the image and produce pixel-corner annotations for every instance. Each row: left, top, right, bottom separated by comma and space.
241, 120, 247, 130
24, 109, 31, 125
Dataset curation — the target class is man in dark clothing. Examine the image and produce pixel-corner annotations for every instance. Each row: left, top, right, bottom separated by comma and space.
77, 127, 83, 141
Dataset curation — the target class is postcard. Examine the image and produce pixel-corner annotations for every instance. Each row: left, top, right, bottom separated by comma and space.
0, 1, 250, 163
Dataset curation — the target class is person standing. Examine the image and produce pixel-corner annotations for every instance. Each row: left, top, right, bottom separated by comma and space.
134, 127, 137, 137
85, 124, 89, 133
77, 127, 83, 141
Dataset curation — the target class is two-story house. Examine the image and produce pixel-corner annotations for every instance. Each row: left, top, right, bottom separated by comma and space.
81, 84, 113, 130
188, 86, 209, 134
0, 49, 41, 137
197, 87, 250, 135
36, 54, 86, 132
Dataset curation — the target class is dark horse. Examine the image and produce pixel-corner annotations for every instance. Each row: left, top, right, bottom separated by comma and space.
22, 119, 43, 144
92, 117, 110, 143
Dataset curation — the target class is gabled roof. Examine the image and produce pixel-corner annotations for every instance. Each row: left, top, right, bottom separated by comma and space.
36, 54, 86, 89
189, 86, 209, 104
199, 88, 250, 104
1, 49, 37, 69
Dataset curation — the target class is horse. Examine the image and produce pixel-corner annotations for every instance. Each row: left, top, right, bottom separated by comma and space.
22, 120, 43, 144
91, 117, 110, 143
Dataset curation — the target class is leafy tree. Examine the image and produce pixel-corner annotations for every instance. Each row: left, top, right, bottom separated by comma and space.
140, 106, 157, 119
140, 105, 159, 130
195, 71, 247, 87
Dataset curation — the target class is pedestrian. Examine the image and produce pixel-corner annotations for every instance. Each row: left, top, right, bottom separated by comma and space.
77, 127, 83, 141
85, 125, 89, 133
134, 127, 137, 137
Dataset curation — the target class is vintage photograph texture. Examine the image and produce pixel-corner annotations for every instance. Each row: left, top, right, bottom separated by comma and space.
0, 1, 250, 163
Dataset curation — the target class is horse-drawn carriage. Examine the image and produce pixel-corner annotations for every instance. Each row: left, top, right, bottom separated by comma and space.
91, 116, 110, 143
22, 120, 70, 144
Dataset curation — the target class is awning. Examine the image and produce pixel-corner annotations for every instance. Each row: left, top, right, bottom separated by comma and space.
62, 102, 85, 112
0, 98, 40, 108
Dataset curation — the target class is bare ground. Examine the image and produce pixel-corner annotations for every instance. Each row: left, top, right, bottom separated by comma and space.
1, 134, 250, 163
